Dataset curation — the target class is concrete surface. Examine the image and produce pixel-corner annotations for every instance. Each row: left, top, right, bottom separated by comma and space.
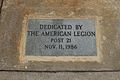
0, 0, 2, 6
0, 71, 120, 80
0, 0, 120, 80
0, 0, 120, 71
0, 0, 3, 14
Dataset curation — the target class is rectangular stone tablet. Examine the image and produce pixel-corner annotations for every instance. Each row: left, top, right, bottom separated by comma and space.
25, 19, 97, 56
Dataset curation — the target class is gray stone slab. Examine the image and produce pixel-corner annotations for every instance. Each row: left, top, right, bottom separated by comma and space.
0, 72, 120, 80
26, 19, 96, 56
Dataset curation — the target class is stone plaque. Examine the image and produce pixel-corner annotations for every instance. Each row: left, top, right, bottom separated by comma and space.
25, 19, 97, 56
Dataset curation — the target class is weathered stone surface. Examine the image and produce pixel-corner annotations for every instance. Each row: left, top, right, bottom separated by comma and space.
0, 0, 2, 5
0, 0, 120, 71
0, 0, 1, 6
0, 0, 3, 13
0, 72, 120, 80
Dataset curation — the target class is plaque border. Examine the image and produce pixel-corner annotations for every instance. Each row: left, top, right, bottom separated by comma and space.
19, 14, 102, 63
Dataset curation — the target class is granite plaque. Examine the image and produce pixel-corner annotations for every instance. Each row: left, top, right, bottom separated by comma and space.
25, 19, 97, 56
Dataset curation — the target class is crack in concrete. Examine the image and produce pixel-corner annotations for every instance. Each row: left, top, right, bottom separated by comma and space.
0, 0, 4, 17
0, 70, 120, 73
